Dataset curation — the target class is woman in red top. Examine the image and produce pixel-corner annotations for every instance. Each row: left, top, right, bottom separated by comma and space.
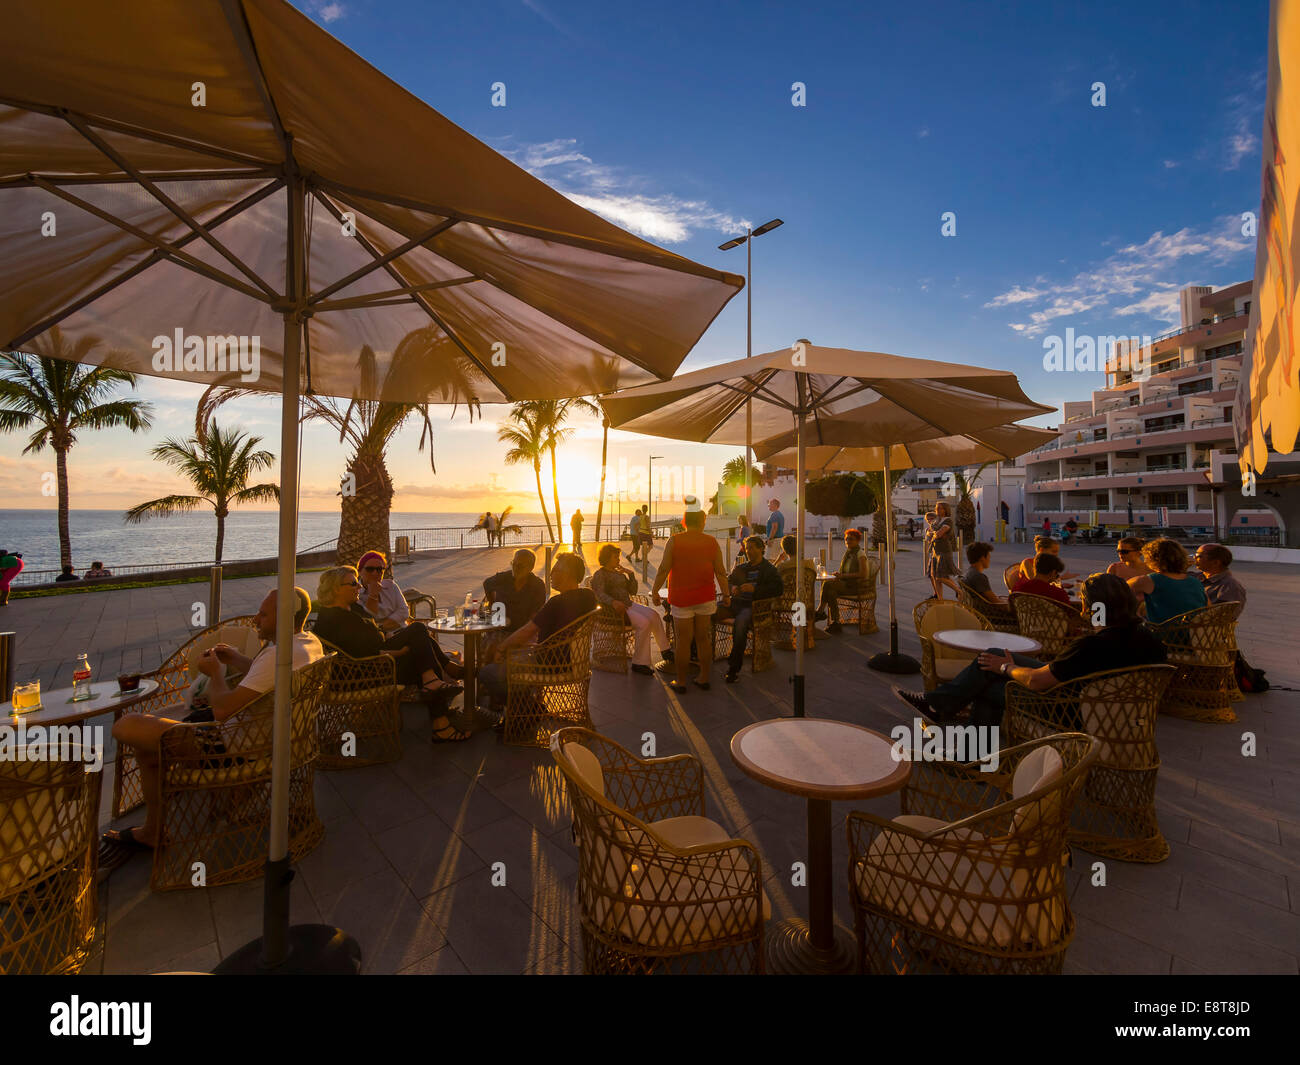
651, 498, 730, 692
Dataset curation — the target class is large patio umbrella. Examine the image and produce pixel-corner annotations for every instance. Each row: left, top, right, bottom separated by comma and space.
759, 422, 1058, 672
0, 0, 741, 972
1235, 0, 1299, 479
600, 342, 1053, 715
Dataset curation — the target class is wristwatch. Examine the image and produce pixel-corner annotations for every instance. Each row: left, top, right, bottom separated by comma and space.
1000, 662, 1010, 675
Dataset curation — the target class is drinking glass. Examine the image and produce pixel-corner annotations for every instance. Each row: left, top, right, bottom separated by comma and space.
11, 680, 41, 713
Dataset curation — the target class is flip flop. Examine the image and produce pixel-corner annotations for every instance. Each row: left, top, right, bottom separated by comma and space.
98, 827, 152, 871
668, 681, 689, 693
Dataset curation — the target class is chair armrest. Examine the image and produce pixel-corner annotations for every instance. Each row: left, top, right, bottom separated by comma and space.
897, 755, 1008, 822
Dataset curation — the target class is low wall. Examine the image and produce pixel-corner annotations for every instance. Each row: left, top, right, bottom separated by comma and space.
1219, 545, 1300, 565
16, 548, 341, 593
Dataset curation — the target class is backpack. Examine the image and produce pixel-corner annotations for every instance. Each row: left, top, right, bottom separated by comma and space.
1234, 651, 1269, 694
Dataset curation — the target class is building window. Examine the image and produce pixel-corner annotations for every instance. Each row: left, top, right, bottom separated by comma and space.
1201, 340, 1243, 362
1178, 378, 1212, 396
1095, 494, 1109, 509
1144, 414, 1185, 433
1148, 491, 1188, 507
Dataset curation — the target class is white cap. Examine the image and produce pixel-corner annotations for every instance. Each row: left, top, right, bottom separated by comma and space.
683, 494, 704, 514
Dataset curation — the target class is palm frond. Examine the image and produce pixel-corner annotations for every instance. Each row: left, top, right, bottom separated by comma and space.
123, 494, 209, 523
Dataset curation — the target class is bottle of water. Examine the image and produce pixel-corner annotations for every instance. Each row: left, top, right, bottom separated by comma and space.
72, 653, 93, 701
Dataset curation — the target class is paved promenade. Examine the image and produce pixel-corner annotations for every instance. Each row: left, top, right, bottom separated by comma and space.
3, 537, 1297, 974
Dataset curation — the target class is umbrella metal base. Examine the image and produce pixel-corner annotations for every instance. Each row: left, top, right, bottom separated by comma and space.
212, 924, 361, 975
867, 652, 920, 674
766, 918, 856, 975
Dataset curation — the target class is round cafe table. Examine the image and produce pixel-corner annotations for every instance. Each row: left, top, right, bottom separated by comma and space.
3, 677, 160, 728
425, 612, 508, 718
933, 629, 1042, 656
730, 718, 910, 974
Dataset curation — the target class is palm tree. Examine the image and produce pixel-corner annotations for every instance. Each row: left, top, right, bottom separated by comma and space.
493, 505, 523, 543
199, 329, 483, 564
0, 331, 154, 569
721, 454, 764, 486
506, 397, 601, 543
499, 405, 554, 541
951, 462, 991, 545
124, 423, 278, 563
596, 415, 610, 541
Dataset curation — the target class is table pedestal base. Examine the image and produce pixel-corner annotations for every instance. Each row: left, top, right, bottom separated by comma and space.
766, 918, 856, 975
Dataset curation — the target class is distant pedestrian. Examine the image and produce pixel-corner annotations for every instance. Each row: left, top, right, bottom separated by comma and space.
0, 549, 23, 606
638, 507, 654, 560
571, 509, 583, 551
766, 498, 785, 542
85, 560, 114, 580
55, 565, 79, 583
905, 517, 916, 541
484, 511, 498, 547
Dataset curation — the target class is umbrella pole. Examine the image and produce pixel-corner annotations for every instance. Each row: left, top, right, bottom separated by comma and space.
868, 449, 919, 674
793, 404, 805, 717
214, 174, 359, 975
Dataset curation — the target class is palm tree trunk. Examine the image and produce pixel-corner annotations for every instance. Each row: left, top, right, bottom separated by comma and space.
214, 510, 226, 564
595, 418, 609, 540
550, 442, 562, 545
534, 461, 554, 541
338, 449, 394, 564
55, 446, 72, 570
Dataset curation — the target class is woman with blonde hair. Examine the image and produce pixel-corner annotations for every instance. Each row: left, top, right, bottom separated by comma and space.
313, 565, 469, 742
1127, 538, 1208, 624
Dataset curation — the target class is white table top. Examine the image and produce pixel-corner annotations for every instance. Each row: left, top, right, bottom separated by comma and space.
933, 628, 1042, 654
4, 677, 160, 726
730, 718, 910, 800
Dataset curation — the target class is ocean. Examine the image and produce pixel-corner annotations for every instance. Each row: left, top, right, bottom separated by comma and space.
0, 509, 592, 572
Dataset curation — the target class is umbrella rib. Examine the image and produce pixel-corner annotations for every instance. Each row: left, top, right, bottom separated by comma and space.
0, 168, 278, 189
322, 186, 672, 382
0, 95, 276, 170
29, 176, 275, 305
6, 177, 285, 351
61, 112, 281, 300
307, 219, 460, 304
310, 189, 515, 401
219, 0, 291, 147
313, 175, 746, 287
311, 277, 479, 312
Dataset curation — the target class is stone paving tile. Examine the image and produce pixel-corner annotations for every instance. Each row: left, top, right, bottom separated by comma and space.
11, 541, 1297, 974
397, 945, 471, 975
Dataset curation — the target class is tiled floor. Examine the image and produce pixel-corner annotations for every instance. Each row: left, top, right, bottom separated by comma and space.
6, 539, 1298, 973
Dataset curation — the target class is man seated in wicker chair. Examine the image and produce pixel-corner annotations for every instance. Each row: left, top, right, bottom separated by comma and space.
483, 549, 547, 656
963, 541, 1005, 604
479, 552, 596, 710
722, 535, 783, 684
894, 574, 1165, 729
101, 586, 324, 865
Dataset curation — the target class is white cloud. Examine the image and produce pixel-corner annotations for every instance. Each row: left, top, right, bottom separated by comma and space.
988, 218, 1253, 337
502, 137, 747, 243
917, 127, 930, 139
303, 1, 346, 23
1163, 159, 1179, 169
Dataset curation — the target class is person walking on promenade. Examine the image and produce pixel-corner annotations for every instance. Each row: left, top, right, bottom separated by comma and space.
651, 496, 730, 693
571, 509, 583, 551
923, 501, 960, 600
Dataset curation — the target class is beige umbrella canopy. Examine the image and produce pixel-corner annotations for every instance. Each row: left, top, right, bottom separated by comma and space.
0, 0, 742, 401
600, 343, 1053, 444
756, 422, 1058, 470
0, 0, 743, 973
602, 342, 1054, 696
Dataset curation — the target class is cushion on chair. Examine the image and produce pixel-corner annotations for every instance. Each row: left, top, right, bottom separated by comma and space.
856, 814, 1064, 951
590, 813, 769, 949
1009, 746, 1064, 835
564, 743, 605, 797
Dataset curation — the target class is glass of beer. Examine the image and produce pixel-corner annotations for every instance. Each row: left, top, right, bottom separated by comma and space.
11, 680, 41, 713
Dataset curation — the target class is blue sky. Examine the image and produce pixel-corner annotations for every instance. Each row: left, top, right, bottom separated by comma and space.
4, 0, 1269, 516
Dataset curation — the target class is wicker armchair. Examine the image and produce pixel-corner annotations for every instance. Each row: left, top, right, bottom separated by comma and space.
583, 577, 651, 674
550, 727, 768, 974
315, 639, 404, 768
113, 615, 264, 819
1004, 666, 1176, 863
1003, 563, 1023, 594
774, 564, 818, 651
712, 598, 776, 673
502, 610, 600, 748
957, 578, 1019, 634
1148, 602, 1242, 723
149, 654, 332, 892
846, 733, 1099, 974
1009, 593, 1089, 662
836, 555, 880, 634
913, 599, 991, 691
0, 755, 101, 974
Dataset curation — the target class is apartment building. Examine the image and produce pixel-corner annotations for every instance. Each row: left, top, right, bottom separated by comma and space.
1024, 280, 1280, 542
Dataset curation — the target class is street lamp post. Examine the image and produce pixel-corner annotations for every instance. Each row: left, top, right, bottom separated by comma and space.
720, 218, 784, 525
648, 454, 664, 526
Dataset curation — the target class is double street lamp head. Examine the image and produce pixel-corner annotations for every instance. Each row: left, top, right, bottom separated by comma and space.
717, 218, 783, 251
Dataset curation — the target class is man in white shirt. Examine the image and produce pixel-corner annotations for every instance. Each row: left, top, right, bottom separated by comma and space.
102, 587, 323, 861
